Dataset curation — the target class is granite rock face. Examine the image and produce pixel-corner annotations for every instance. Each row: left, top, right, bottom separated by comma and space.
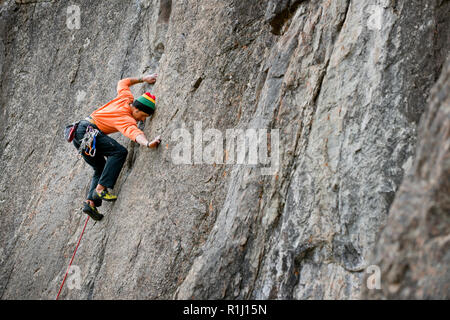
0, 0, 448, 299
363, 59, 450, 300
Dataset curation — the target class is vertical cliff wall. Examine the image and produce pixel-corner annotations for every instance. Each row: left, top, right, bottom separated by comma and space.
363, 59, 450, 300
0, 0, 448, 299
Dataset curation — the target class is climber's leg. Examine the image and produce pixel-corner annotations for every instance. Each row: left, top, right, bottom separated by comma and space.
72, 121, 105, 207
91, 133, 128, 202
84, 154, 106, 207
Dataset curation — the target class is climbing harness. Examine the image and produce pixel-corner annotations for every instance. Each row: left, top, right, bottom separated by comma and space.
78, 125, 100, 157
56, 215, 90, 300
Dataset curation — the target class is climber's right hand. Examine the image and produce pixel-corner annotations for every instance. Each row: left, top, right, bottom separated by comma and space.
148, 135, 162, 148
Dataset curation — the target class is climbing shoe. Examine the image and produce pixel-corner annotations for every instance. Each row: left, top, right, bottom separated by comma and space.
93, 189, 118, 202
82, 202, 104, 221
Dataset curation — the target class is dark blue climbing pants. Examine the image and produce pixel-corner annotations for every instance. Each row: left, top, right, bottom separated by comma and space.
73, 120, 128, 206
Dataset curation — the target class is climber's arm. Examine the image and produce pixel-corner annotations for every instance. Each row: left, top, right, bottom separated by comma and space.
117, 74, 158, 100
128, 74, 158, 86
135, 133, 161, 149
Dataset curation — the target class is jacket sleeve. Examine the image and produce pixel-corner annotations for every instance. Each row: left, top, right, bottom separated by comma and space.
116, 78, 134, 102
115, 119, 144, 142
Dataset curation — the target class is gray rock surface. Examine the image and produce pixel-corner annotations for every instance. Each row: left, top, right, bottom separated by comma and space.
363, 58, 450, 300
0, 0, 448, 299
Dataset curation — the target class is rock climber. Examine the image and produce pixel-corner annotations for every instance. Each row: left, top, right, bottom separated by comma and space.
72, 73, 161, 221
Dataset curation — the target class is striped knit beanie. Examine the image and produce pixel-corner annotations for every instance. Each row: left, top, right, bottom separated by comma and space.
133, 92, 156, 115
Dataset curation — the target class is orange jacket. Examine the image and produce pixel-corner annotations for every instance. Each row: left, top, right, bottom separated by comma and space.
90, 78, 144, 141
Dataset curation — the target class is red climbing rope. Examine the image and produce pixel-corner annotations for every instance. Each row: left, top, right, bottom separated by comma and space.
56, 216, 90, 300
